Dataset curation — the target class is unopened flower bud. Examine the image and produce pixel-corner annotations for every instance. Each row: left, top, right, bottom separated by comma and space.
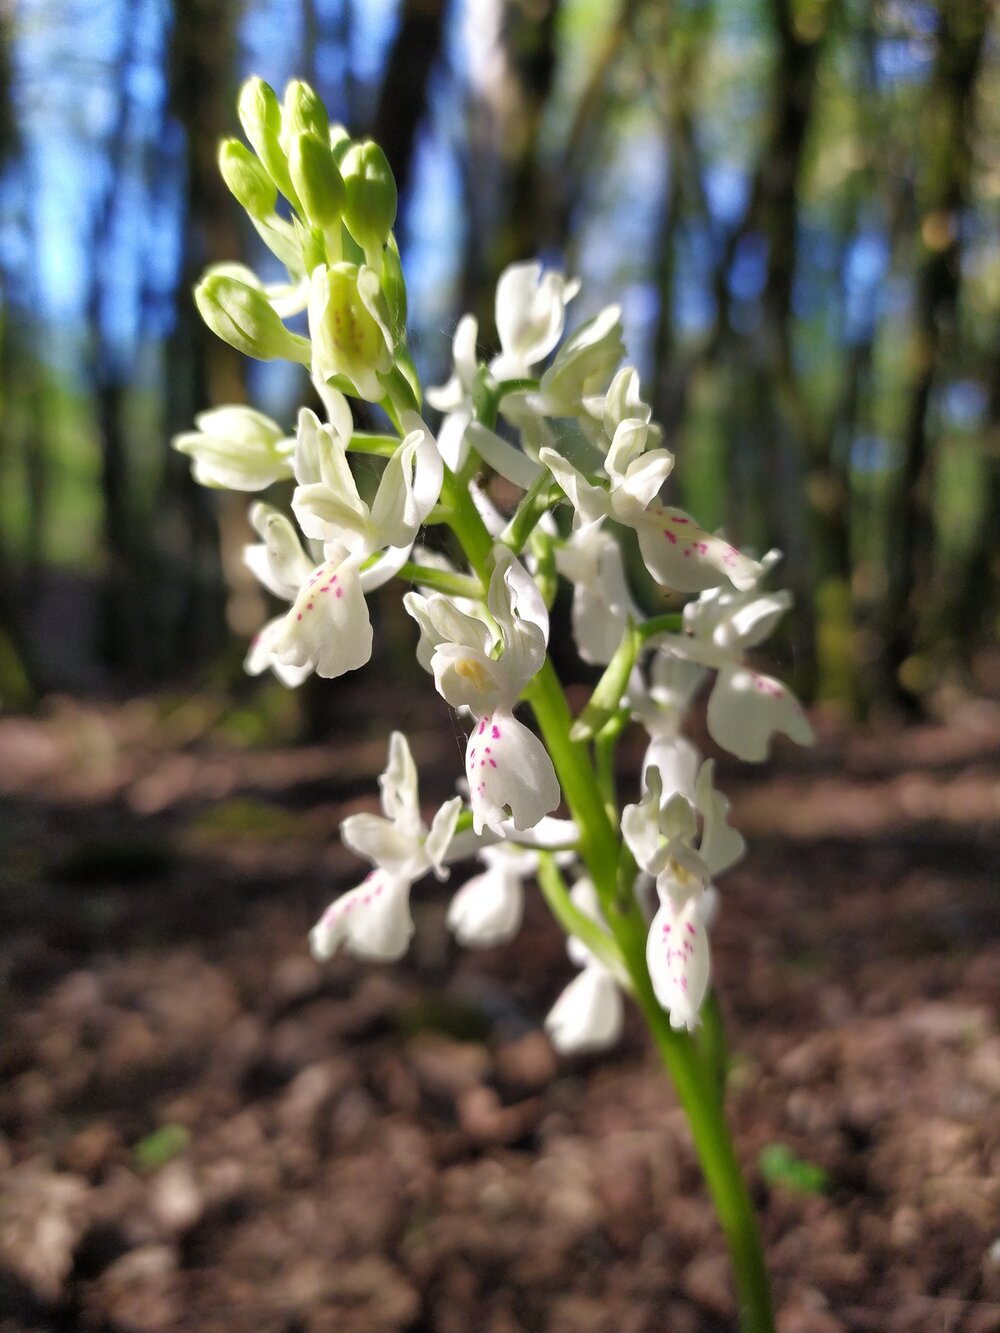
195, 272, 312, 364
288, 131, 346, 229
282, 79, 329, 144
340, 141, 397, 265
218, 139, 277, 219
237, 77, 297, 207
308, 262, 394, 402
173, 406, 293, 490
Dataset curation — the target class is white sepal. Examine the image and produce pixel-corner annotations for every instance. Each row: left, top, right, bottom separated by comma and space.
491, 261, 580, 380
707, 663, 815, 762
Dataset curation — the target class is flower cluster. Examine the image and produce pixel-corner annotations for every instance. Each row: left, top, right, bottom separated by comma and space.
176, 78, 814, 1055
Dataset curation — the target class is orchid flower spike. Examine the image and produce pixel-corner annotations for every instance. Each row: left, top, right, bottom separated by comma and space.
310, 732, 461, 963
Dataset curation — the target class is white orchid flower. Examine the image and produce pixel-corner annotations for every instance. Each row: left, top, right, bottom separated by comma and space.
546, 878, 624, 1055
246, 408, 443, 683
425, 263, 579, 475
446, 844, 539, 947
654, 579, 815, 762
173, 406, 295, 491
554, 527, 641, 666
489, 260, 581, 382
546, 962, 624, 1054
340, 731, 462, 882
539, 414, 761, 595
310, 733, 462, 963
622, 762, 744, 1031
426, 314, 479, 471
406, 548, 559, 834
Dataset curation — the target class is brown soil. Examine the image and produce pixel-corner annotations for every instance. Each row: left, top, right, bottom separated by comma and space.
1, 693, 999, 1333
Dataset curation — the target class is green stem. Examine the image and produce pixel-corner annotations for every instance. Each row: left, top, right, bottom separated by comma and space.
394, 562, 483, 599
536, 852, 622, 976
348, 432, 400, 457
634, 970, 774, 1332
501, 474, 561, 553
637, 612, 685, 642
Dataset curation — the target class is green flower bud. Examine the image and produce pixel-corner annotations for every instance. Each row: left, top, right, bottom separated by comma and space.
218, 139, 277, 219
308, 262, 394, 402
379, 235, 407, 340
340, 141, 397, 265
282, 80, 329, 144
237, 77, 298, 208
173, 406, 294, 491
288, 131, 346, 230
195, 272, 312, 364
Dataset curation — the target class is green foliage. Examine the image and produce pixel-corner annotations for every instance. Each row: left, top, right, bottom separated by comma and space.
132, 1123, 191, 1173
758, 1142, 831, 1196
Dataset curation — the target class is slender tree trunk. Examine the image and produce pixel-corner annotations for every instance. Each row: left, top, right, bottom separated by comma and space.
881, 0, 989, 706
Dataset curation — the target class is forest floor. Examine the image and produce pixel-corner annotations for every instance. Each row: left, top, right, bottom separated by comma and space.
1, 686, 999, 1333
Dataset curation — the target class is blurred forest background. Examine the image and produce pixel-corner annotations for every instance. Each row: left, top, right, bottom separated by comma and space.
0, 0, 998, 717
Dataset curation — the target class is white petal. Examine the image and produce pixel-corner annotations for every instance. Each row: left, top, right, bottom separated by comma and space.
717, 590, 792, 652
270, 554, 373, 680
358, 542, 410, 593
538, 448, 609, 527
621, 766, 664, 872
310, 871, 414, 962
466, 422, 543, 489
545, 964, 624, 1055
435, 407, 472, 472
488, 548, 548, 692
629, 505, 762, 593
706, 663, 815, 762
466, 711, 560, 835
494, 261, 579, 375
641, 735, 700, 805
369, 417, 444, 549
243, 504, 314, 600
447, 864, 524, 947
378, 731, 421, 828
557, 529, 638, 666
339, 813, 421, 876
425, 797, 463, 877
646, 892, 710, 1031
615, 449, 675, 509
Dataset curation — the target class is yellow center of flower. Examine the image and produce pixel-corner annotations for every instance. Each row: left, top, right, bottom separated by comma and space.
454, 657, 491, 691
